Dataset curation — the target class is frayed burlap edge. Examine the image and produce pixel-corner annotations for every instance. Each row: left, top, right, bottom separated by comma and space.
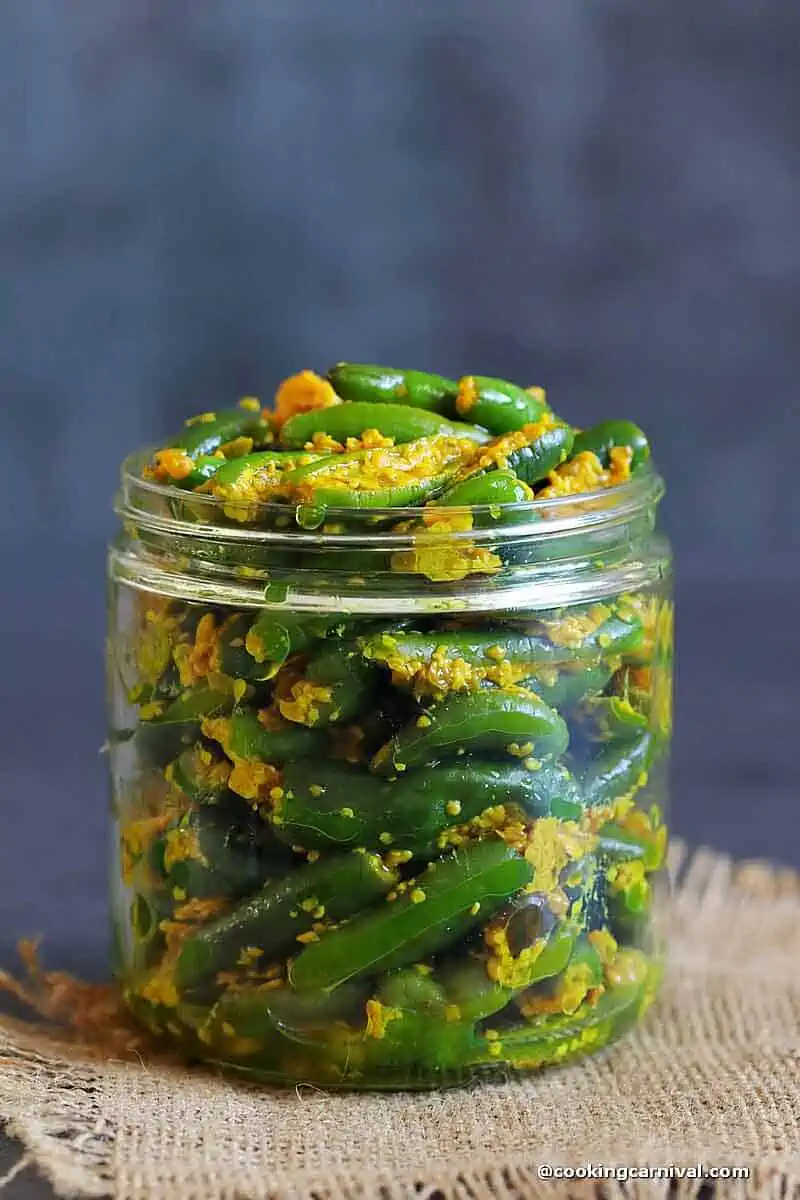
1, 840, 799, 1200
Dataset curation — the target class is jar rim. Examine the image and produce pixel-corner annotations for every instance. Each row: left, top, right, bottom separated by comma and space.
117, 448, 665, 547
112, 450, 668, 614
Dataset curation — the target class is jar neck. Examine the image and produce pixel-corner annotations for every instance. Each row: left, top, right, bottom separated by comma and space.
110, 452, 668, 615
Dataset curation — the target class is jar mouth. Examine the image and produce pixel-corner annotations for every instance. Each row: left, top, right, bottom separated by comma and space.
112, 449, 668, 613
117, 448, 665, 547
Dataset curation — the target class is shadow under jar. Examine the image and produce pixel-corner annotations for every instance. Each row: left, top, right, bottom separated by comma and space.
107, 455, 673, 1091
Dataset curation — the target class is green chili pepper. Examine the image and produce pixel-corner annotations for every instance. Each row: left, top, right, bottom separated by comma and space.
573, 419, 650, 471
158, 803, 281, 902
128, 891, 172, 971
136, 686, 233, 764
300, 1000, 478, 1079
443, 916, 582, 1022
515, 932, 606, 1022
281, 437, 479, 511
473, 974, 651, 1070
295, 543, 378, 578
327, 363, 459, 414
168, 404, 273, 460
175, 851, 398, 993
371, 690, 569, 775
215, 614, 278, 683
148, 686, 233, 724
510, 761, 583, 820
598, 817, 666, 872
289, 842, 533, 992
454, 376, 549, 435
166, 743, 231, 805
210, 449, 327, 489
606, 886, 654, 946
503, 422, 574, 485
532, 604, 645, 658
432, 467, 532, 508
360, 613, 641, 681
163, 455, 225, 490
269, 761, 426, 851
205, 449, 331, 522
376, 968, 448, 1013
581, 731, 653, 809
272, 758, 576, 854
525, 663, 614, 710
280, 402, 489, 448
436, 959, 513, 1021
356, 1009, 479, 1075
363, 627, 539, 674
436, 913, 579, 1025
327, 696, 412, 765
205, 981, 367, 1048
199, 990, 285, 1056
243, 611, 357, 678
607, 854, 654, 917
267, 981, 368, 1034
206, 709, 329, 764
569, 696, 648, 752
520, 915, 583, 982
445, 420, 572, 494
567, 933, 605, 988
277, 641, 378, 728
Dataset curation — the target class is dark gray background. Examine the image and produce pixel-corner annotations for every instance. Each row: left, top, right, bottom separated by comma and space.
1, 2, 798, 1194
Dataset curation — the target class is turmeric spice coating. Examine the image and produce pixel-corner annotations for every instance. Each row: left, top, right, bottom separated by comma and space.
111, 363, 669, 1088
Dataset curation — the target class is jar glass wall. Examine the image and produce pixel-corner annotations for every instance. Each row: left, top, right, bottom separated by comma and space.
108, 459, 672, 1090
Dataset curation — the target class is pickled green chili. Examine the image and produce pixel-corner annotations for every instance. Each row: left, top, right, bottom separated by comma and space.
145, 398, 274, 486
370, 690, 570, 775
175, 851, 398, 993
454, 376, 550, 435
280, 402, 490, 449
113, 360, 671, 1089
573, 419, 650, 471
289, 842, 533, 992
282, 436, 479, 509
269, 759, 582, 853
171, 404, 273, 459
327, 363, 460, 413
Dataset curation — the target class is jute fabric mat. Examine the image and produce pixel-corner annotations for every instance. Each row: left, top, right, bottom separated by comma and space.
1, 842, 799, 1200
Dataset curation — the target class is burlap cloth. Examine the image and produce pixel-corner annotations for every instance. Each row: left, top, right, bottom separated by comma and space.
1, 842, 799, 1200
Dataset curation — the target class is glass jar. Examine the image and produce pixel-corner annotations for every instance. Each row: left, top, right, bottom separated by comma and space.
107, 451, 672, 1090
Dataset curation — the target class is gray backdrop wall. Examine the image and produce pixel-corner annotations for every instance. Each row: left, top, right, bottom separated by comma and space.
3, 0, 798, 576
1, 1, 799, 973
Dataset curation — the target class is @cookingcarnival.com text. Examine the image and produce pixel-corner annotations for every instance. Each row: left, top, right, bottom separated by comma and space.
536, 1163, 750, 1183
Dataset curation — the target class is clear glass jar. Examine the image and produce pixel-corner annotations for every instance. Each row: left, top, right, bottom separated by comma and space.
108, 452, 672, 1090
